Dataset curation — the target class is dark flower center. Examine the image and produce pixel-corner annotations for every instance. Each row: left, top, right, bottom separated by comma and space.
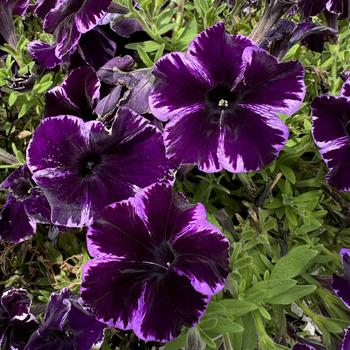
13, 179, 32, 200
79, 153, 102, 177
47, 328, 73, 343
153, 242, 176, 269
207, 83, 241, 111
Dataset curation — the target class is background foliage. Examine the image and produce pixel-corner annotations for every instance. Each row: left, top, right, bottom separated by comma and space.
1, 0, 350, 349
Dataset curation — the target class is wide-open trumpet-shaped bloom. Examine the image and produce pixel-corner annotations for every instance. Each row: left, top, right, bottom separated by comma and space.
149, 22, 305, 173
81, 183, 230, 342
26, 108, 172, 227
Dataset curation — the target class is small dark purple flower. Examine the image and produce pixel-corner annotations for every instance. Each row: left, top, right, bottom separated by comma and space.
0, 166, 51, 243
149, 22, 305, 173
0, 288, 39, 350
24, 288, 105, 350
262, 20, 338, 58
332, 248, 350, 308
298, 0, 349, 18
44, 66, 100, 120
290, 22, 338, 53
311, 78, 350, 191
81, 183, 229, 343
29, 0, 113, 68
0, 0, 29, 47
26, 108, 172, 227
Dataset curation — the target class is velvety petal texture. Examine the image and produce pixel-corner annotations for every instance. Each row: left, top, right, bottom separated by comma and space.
24, 288, 105, 350
0, 288, 39, 350
149, 22, 305, 173
29, 0, 112, 67
0, 166, 51, 243
332, 248, 350, 308
81, 183, 229, 342
45, 66, 100, 120
343, 327, 350, 350
311, 96, 350, 191
26, 108, 172, 227
293, 344, 316, 350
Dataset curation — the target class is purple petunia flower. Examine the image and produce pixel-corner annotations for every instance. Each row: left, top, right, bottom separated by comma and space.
81, 183, 230, 343
332, 248, 350, 308
297, 0, 349, 19
311, 77, 350, 191
149, 22, 305, 173
24, 288, 105, 350
0, 166, 52, 243
0, 0, 29, 47
29, 0, 113, 69
44, 66, 100, 120
0, 288, 39, 350
26, 108, 172, 227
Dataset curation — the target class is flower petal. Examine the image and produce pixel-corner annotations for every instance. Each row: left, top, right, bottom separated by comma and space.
311, 96, 350, 191
150, 52, 209, 122
218, 106, 289, 172
187, 22, 254, 86
75, 0, 112, 34
0, 196, 36, 243
163, 107, 221, 172
239, 47, 305, 116
87, 198, 153, 260
134, 271, 209, 342
81, 258, 146, 329
171, 220, 230, 295
28, 41, 61, 69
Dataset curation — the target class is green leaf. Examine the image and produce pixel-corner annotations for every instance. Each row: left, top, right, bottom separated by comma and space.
125, 40, 162, 52
280, 164, 296, 184
214, 319, 244, 334
219, 300, 258, 316
265, 285, 317, 304
199, 317, 218, 330
245, 279, 297, 300
270, 245, 318, 280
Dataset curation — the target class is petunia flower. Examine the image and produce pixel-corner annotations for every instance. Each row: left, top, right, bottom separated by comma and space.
292, 344, 316, 350
81, 183, 230, 343
311, 76, 350, 191
332, 248, 350, 308
0, 165, 52, 243
44, 66, 100, 120
297, 0, 349, 19
149, 22, 305, 173
0, 288, 39, 350
29, 0, 113, 69
24, 288, 105, 350
262, 19, 338, 59
26, 108, 172, 227
0, 0, 29, 47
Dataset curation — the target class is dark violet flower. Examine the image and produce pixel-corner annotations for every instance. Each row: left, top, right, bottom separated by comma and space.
298, 0, 349, 19
26, 108, 172, 227
81, 183, 229, 343
29, 0, 113, 68
44, 66, 100, 120
0, 166, 51, 243
0, 0, 29, 47
24, 288, 105, 350
149, 22, 305, 173
290, 22, 338, 53
311, 77, 350, 191
332, 248, 350, 308
0, 288, 39, 350
262, 20, 337, 59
